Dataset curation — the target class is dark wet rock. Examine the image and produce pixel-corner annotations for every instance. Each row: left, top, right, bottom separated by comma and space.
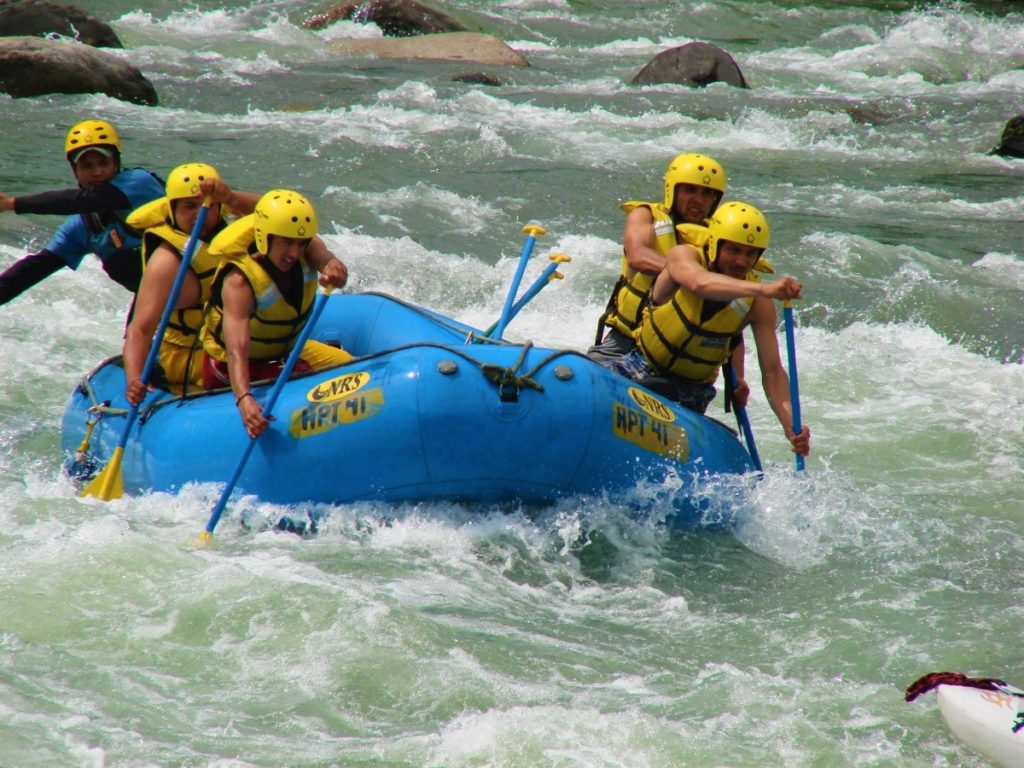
329, 32, 528, 67
845, 100, 912, 126
631, 42, 749, 88
0, 0, 122, 48
452, 71, 501, 86
0, 37, 157, 105
992, 115, 1024, 158
304, 0, 466, 37
302, 1, 357, 30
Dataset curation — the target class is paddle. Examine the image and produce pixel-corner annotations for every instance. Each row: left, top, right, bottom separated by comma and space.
481, 252, 570, 339
490, 224, 546, 340
782, 300, 805, 472
81, 198, 212, 500
196, 286, 334, 543
723, 360, 763, 474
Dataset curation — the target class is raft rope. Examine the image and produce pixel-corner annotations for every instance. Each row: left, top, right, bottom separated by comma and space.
481, 341, 542, 398
77, 375, 129, 417
73, 376, 129, 460
91, 339, 584, 420
73, 294, 589, 421
73, 414, 99, 464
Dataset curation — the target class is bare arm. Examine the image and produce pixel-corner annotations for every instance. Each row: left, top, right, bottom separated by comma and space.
657, 244, 803, 303
122, 245, 200, 405
748, 297, 810, 456
622, 205, 666, 276
197, 179, 259, 217
306, 237, 349, 288
220, 271, 269, 438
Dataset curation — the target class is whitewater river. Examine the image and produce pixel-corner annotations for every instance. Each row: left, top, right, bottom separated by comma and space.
1, 1, 1022, 765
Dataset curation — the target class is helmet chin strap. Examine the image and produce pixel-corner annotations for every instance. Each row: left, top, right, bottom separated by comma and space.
169, 199, 181, 231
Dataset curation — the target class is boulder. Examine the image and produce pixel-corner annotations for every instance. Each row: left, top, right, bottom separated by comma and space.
304, 0, 465, 36
992, 115, 1024, 158
631, 42, 748, 88
329, 32, 528, 67
452, 71, 501, 86
0, 0, 122, 48
303, 3, 356, 31
0, 37, 157, 104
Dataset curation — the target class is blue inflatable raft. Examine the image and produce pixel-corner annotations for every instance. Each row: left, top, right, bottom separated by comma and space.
62, 292, 756, 527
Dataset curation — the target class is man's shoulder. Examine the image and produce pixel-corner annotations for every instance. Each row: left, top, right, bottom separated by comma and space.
114, 167, 164, 187
621, 200, 660, 213
667, 241, 703, 262
118, 166, 161, 178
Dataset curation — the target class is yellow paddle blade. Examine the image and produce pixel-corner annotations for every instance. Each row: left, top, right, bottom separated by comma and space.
189, 530, 215, 549
80, 447, 125, 500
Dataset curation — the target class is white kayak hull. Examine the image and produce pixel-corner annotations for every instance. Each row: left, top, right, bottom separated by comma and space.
936, 683, 1024, 768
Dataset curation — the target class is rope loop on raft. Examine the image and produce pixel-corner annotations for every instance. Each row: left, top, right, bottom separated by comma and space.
74, 412, 100, 459
69, 377, 131, 480
78, 376, 128, 418
480, 341, 544, 399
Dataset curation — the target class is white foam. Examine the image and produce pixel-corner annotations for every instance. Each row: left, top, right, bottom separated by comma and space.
323, 182, 501, 235
973, 252, 1024, 290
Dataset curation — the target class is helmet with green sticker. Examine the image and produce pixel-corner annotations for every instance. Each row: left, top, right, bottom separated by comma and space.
706, 201, 770, 261
165, 163, 220, 201
663, 152, 727, 212
64, 119, 122, 163
253, 189, 318, 256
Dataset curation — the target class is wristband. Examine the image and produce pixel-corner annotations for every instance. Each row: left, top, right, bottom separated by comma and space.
236, 392, 254, 406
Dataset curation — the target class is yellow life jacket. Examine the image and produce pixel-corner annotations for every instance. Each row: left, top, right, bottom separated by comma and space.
200, 217, 319, 363
127, 197, 223, 348
602, 201, 680, 337
634, 246, 762, 383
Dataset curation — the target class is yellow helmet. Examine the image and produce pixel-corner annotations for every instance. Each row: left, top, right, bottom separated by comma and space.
707, 201, 770, 260
663, 152, 727, 211
64, 119, 122, 162
165, 163, 220, 201
253, 189, 318, 255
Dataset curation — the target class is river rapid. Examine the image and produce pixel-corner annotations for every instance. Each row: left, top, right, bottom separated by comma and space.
1, 1, 1022, 766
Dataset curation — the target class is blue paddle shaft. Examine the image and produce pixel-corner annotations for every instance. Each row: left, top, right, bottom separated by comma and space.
116, 203, 211, 452
509, 261, 560, 320
724, 361, 763, 474
204, 289, 333, 534
492, 233, 539, 340
483, 259, 561, 339
783, 304, 805, 472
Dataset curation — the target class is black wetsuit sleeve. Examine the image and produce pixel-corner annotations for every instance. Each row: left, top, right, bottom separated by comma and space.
12, 184, 131, 216
0, 250, 66, 306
